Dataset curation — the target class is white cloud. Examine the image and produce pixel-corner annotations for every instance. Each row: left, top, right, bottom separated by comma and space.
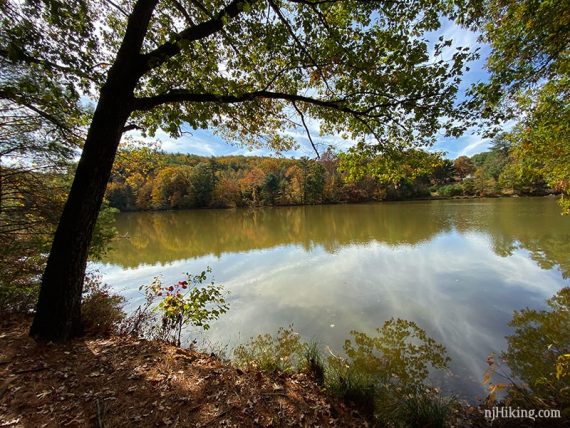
458, 135, 490, 157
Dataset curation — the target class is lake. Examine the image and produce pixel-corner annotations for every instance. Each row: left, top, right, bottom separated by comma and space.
94, 197, 570, 401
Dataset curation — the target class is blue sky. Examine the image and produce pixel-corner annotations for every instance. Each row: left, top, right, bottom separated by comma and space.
137, 19, 493, 160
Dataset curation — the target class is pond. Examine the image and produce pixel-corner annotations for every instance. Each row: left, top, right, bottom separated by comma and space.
94, 197, 570, 401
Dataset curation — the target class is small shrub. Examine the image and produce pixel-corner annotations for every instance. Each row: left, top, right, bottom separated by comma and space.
482, 288, 570, 419
231, 320, 454, 424
81, 272, 125, 336
0, 281, 39, 314
234, 325, 306, 373
127, 267, 229, 346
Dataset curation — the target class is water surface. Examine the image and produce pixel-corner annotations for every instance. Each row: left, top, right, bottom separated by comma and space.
95, 197, 570, 401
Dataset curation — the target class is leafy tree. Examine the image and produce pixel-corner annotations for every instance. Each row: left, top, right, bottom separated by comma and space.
339, 147, 445, 191
506, 79, 570, 210
261, 172, 280, 205
189, 162, 215, 207
466, 0, 569, 125
212, 168, 243, 207
467, 0, 569, 211
151, 165, 193, 208
141, 268, 229, 347
431, 159, 454, 185
6, 0, 478, 340
453, 155, 475, 179
305, 161, 326, 204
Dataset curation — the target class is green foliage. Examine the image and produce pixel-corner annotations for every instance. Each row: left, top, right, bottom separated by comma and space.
329, 319, 450, 396
231, 320, 454, 424
90, 204, 119, 260
0, 166, 117, 313
106, 145, 559, 211
140, 267, 229, 346
339, 147, 445, 187
505, 287, 570, 409
81, 272, 125, 336
482, 288, 570, 423
506, 79, 570, 213
189, 162, 215, 207
325, 358, 378, 418
325, 319, 450, 421
438, 183, 464, 197
305, 341, 325, 385
122, 0, 477, 149
468, 0, 569, 212
389, 393, 458, 428
233, 325, 307, 373
453, 155, 475, 179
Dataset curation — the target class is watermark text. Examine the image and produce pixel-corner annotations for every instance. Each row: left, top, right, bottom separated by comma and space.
484, 407, 561, 422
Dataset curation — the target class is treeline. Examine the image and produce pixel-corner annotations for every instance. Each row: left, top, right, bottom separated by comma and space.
105, 142, 551, 212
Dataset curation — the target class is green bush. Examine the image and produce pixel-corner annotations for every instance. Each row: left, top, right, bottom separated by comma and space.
325, 359, 378, 418
324, 319, 451, 422
438, 184, 464, 197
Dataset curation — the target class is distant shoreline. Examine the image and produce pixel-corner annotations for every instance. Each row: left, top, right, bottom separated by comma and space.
111, 193, 560, 213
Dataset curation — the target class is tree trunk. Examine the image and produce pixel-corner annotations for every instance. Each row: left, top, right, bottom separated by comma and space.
29, 86, 133, 341
30, 0, 158, 341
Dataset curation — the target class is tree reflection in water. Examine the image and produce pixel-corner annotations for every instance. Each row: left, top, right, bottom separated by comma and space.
103, 199, 570, 278
484, 287, 569, 421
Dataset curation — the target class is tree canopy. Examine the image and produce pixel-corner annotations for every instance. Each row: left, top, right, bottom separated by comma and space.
467, 0, 569, 212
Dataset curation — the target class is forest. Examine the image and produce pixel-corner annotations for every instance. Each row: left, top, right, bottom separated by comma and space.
105, 141, 552, 211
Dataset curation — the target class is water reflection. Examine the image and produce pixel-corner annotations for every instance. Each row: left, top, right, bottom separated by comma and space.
499, 287, 570, 411
96, 198, 570, 400
103, 199, 570, 278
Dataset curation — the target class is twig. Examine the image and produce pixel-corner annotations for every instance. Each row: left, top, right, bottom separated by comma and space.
96, 398, 105, 428
14, 365, 49, 374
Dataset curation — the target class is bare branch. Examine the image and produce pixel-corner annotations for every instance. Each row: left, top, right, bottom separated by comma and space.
102, 0, 129, 17
292, 101, 320, 158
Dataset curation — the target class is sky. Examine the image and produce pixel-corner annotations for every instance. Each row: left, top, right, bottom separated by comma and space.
132, 18, 493, 161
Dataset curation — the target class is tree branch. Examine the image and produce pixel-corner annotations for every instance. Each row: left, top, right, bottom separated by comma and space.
122, 123, 142, 133
0, 89, 73, 135
268, 0, 334, 94
140, 0, 248, 73
0, 48, 99, 83
292, 102, 320, 158
170, 0, 196, 26
102, 0, 129, 17
132, 88, 395, 118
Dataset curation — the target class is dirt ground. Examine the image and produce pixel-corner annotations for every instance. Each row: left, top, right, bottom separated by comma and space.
0, 315, 366, 427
